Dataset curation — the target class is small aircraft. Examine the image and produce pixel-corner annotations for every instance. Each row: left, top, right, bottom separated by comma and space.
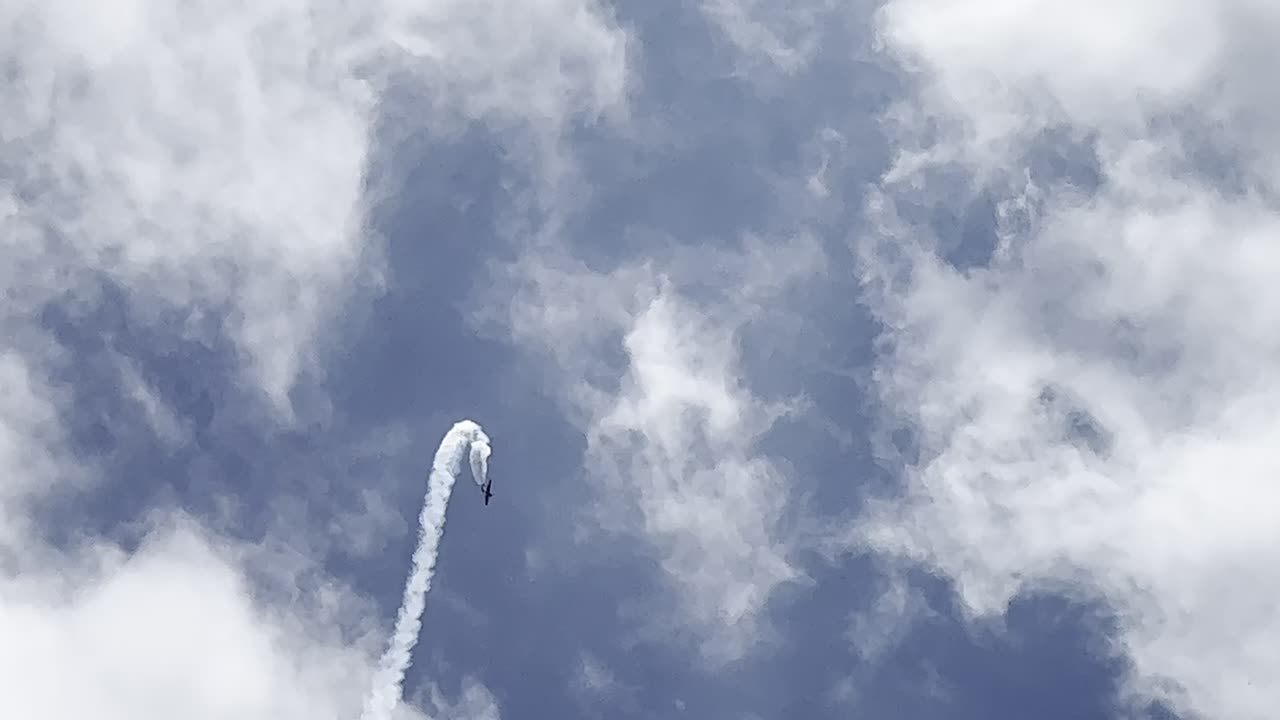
481, 477, 493, 505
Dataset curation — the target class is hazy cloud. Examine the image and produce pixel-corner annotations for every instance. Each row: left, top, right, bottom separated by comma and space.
1, 0, 630, 717
493, 234, 823, 663
853, 2, 1280, 718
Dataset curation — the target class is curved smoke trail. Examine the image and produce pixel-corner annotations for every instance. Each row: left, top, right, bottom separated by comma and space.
359, 419, 491, 720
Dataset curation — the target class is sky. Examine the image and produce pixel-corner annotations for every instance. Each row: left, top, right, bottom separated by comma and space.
2, 1, 1277, 719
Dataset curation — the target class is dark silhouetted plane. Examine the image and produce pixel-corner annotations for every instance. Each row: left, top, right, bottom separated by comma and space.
482, 478, 493, 505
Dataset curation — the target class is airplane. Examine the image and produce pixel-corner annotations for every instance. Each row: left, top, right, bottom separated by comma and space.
482, 478, 493, 505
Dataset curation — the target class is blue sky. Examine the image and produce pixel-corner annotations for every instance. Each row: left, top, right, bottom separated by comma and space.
3, 1, 1277, 719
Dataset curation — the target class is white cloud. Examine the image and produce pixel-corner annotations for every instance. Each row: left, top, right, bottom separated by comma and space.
855, 2, 1280, 718
699, 0, 838, 75
572, 651, 641, 713
410, 676, 501, 720
492, 234, 822, 663
0, 464, 498, 720
113, 354, 192, 448
875, 0, 1280, 190
1, 0, 629, 717
576, 651, 619, 695
1, 517, 397, 720
0, 349, 81, 549
1, 0, 630, 419
845, 568, 932, 666
385, 0, 630, 132
0, 515, 489, 720
879, 0, 1220, 117
330, 486, 409, 558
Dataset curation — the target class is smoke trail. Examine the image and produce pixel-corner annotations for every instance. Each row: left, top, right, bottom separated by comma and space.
359, 419, 491, 720
469, 437, 491, 492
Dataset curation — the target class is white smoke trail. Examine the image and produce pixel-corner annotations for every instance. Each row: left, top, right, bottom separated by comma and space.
359, 419, 491, 720
469, 437, 491, 493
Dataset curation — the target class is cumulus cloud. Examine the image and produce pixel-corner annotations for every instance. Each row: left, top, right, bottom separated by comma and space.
1, 0, 629, 717
0, 349, 80, 548
1, 0, 630, 419
1, 517, 392, 720
853, 2, 1280, 719
492, 234, 822, 663
0, 514, 489, 720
